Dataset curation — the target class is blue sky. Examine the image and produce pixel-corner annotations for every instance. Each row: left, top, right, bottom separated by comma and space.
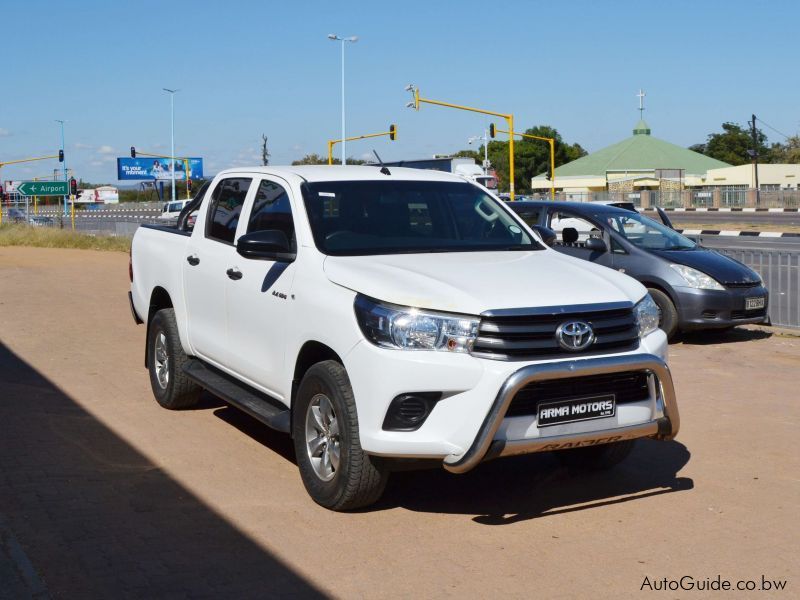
2, 0, 798, 183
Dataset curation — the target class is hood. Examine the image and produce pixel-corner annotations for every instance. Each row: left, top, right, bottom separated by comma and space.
323, 250, 646, 316
651, 247, 760, 285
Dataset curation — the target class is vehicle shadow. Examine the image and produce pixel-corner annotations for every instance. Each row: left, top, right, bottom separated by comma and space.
0, 342, 325, 598
374, 439, 692, 525
213, 405, 297, 465
678, 326, 772, 345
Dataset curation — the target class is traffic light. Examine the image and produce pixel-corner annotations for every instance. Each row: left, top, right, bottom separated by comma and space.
489, 123, 496, 138
130, 146, 136, 158
69, 178, 77, 196
389, 124, 397, 141
58, 149, 64, 162
187, 179, 193, 194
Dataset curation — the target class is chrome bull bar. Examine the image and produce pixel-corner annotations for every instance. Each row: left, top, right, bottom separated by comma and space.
443, 353, 679, 474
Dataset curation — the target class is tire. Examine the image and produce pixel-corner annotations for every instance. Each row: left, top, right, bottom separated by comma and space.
292, 360, 388, 511
147, 308, 200, 409
556, 439, 636, 470
647, 287, 679, 341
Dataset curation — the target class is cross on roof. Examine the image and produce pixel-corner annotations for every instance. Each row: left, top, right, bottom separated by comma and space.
637, 89, 646, 119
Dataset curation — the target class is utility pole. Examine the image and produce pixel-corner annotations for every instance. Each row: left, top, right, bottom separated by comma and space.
750, 114, 760, 204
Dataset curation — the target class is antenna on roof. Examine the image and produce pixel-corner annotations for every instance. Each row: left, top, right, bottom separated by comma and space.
372, 150, 391, 176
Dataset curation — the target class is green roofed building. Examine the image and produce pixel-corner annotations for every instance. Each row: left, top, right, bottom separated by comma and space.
532, 105, 731, 197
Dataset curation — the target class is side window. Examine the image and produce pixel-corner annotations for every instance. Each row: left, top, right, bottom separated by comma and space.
548, 211, 600, 245
247, 179, 295, 249
206, 178, 251, 244
610, 238, 627, 254
516, 208, 541, 228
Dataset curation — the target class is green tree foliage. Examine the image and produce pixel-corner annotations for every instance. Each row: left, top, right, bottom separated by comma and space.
769, 135, 800, 164
291, 153, 365, 165
691, 122, 770, 165
467, 126, 586, 194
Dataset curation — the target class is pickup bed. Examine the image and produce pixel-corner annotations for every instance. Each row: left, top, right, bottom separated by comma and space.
129, 165, 679, 510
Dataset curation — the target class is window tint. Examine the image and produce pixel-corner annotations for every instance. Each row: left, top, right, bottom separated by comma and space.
247, 179, 295, 249
548, 211, 601, 245
515, 208, 542, 227
206, 178, 251, 243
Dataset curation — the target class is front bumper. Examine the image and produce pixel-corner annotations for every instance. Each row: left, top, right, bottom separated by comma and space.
442, 353, 678, 473
344, 330, 676, 472
676, 285, 769, 330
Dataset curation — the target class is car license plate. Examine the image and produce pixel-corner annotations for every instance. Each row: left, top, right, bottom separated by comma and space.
537, 394, 616, 427
745, 296, 765, 310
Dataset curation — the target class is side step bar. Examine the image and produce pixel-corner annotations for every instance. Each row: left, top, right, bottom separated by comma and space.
183, 359, 290, 433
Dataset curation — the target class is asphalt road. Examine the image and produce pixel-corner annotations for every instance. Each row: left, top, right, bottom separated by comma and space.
0, 246, 797, 598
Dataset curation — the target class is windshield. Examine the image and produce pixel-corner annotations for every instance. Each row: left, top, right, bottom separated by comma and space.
302, 180, 540, 256
605, 211, 695, 250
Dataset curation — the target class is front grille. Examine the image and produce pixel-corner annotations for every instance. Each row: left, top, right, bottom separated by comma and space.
506, 371, 650, 417
724, 281, 761, 289
731, 308, 767, 320
472, 305, 639, 360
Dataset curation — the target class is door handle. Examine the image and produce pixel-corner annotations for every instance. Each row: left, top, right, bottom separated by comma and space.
226, 268, 243, 281
186, 255, 200, 266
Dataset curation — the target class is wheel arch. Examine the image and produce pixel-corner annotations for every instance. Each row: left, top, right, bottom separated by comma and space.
292, 341, 344, 408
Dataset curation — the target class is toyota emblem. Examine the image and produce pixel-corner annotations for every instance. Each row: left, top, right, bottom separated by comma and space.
556, 321, 595, 351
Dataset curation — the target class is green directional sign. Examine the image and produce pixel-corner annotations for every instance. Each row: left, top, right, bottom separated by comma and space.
16, 181, 69, 196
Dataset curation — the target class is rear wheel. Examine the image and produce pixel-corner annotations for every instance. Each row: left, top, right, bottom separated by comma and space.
647, 288, 678, 341
556, 439, 636, 470
293, 360, 388, 511
147, 308, 200, 409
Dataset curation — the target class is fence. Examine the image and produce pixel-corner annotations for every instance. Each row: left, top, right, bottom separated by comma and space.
529, 189, 800, 209
714, 248, 800, 329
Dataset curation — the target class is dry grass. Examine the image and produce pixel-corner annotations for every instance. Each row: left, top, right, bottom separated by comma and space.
0, 224, 131, 252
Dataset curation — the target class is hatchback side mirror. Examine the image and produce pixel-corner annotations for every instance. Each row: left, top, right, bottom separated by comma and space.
237, 230, 296, 262
585, 237, 607, 253
532, 225, 557, 247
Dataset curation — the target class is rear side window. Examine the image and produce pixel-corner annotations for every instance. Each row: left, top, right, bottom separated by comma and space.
206, 178, 251, 243
247, 179, 295, 249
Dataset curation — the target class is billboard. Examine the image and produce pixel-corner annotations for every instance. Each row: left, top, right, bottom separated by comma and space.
116, 157, 204, 181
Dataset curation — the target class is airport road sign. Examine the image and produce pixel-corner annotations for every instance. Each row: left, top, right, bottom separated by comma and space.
16, 181, 69, 196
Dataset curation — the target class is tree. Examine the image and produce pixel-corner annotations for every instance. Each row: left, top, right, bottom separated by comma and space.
768, 135, 800, 164
291, 153, 366, 165
261, 134, 270, 166
465, 125, 587, 194
691, 122, 770, 166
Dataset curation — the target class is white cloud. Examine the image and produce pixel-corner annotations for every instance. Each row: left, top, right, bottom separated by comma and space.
74, 142, 92, 149
0, 128, 11, 137
97, 145, 115, 155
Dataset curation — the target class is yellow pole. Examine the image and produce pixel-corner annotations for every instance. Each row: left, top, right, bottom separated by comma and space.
549, 139, 556, 199
70, 195, 75, 230
508, 115, 515, 200
183, 159, 191, 199
327, 128, 397, 166
410, 88, 515, 200
328, 140, 334, 165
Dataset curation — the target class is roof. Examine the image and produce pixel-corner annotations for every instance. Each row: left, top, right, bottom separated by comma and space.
534, 122, 731, 179
508, 200, 630, 215
216, 165, 466, 183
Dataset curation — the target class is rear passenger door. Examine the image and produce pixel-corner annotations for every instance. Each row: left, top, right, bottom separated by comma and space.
547, 209, 613, 267
225, 177, 298, 400
184, 177, 252, 365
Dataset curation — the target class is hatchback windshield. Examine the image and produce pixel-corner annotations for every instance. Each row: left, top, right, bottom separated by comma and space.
604, 211, 695, 251
302, 180, 539, 256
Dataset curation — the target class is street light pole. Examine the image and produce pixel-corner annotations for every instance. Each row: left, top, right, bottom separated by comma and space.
163, 88, 179, 201
55, 120, 67, 216
328, 34, 358, 166
468, 130, 490, 175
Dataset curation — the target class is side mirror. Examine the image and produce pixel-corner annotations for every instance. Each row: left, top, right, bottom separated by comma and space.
532, 225, 557, 247
585, 236, 607, 253
237, 230, 296, 262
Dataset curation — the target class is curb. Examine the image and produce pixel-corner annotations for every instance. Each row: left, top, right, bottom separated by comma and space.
642, 207, 800, 212
676, 229, 800, 238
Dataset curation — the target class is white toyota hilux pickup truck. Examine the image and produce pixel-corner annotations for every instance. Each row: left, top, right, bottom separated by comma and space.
129, 165, 679, 510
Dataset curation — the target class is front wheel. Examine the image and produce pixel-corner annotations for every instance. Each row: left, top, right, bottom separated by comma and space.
647, 288, 679, 341
555, 439, 636, 470
292, 361, 388, 511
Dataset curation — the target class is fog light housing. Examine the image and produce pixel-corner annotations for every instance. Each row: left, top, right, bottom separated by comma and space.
382, 393, 442, 431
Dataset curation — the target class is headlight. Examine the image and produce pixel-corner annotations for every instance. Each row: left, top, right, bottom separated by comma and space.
354, 295, 479, 352
634, 294, 660, 338
670, 264, 724, 290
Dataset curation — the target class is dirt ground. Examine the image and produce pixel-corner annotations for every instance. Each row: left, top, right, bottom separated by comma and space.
1, 246, 797, 599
